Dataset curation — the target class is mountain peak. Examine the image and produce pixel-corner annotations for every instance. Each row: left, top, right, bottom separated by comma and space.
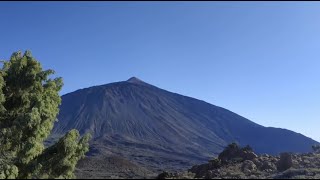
126, 77, 146, 84
54, 77, 318, 178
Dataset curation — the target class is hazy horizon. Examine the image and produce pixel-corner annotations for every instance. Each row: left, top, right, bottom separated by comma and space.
0, 2, 319, 142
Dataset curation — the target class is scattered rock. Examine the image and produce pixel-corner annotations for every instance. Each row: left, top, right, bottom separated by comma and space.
169, 144, 320, 179
274, 168, 308, 179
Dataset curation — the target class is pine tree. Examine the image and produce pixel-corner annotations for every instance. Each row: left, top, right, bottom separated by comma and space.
0, 51, 91, 179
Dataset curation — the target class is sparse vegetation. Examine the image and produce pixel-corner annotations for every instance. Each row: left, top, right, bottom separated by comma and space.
0, 51, 91, 179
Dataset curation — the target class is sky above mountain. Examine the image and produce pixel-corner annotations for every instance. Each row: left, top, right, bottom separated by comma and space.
0, 2, 319, 141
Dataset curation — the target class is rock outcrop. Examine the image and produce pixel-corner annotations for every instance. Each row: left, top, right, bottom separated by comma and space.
159, 143, 320, 179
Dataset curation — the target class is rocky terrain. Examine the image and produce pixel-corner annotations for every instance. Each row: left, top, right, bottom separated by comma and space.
51, 77, 318, 178
157, 144, 320, 179
75, 155, 155, 179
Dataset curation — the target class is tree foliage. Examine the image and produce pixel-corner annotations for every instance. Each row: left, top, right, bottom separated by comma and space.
0, 51, 91, 179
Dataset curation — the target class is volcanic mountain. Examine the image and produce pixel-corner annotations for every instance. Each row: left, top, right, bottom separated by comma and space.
52, 77, 318, 177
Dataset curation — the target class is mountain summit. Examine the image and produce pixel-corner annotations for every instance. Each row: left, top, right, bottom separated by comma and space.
126, 76, 152, 87
52, 78, 318, 176
127, 76, 144, 83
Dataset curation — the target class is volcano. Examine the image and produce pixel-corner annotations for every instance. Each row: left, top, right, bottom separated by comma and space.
52, 77, 317, 178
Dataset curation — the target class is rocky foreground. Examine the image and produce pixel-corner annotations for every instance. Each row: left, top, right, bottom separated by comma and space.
157, 143, 320, 179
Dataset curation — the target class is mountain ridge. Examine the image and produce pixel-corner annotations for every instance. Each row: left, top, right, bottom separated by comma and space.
52, 77, 318, 176
60, 77, 260, 125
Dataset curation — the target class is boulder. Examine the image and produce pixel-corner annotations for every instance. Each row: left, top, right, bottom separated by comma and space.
205, 169, 220, 179
261, 161, 277, 171
241, 160, 257, 174
277, 153, 293, 172
241, 151, 258, 161
261, 153, 270, 158
189, 164, 209, 178
253, 159, 263, 168
218, 143, 241, 162
156, 171, 171, 179
218, 143, 257, 163
271, 157, 279, 163
208, 158, 222, 169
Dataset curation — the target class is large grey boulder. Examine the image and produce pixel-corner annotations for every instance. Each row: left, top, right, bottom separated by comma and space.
261, 161, 277, 171
277, 152, 293, 172
241, 160, 257, 174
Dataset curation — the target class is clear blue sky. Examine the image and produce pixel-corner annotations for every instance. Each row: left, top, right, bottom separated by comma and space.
1, 2, 319, 142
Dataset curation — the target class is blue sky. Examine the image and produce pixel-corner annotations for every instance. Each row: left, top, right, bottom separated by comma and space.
0, 2, 319, 141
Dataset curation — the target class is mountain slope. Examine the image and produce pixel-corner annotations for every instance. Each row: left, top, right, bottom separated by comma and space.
52, 77, 318, 174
